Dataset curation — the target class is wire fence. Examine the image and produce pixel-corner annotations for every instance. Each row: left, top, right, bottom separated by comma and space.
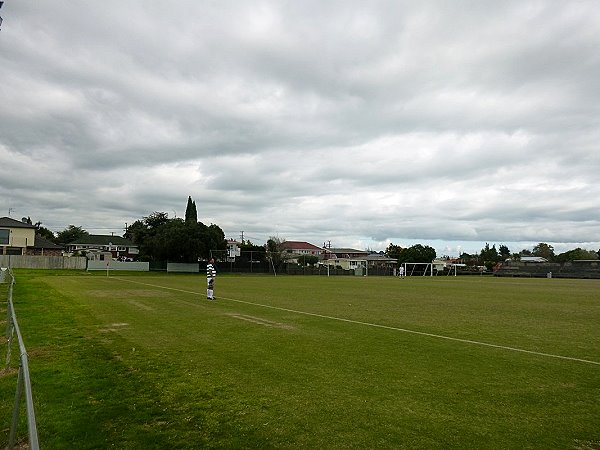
3, 268, 40, 450
147, 260, 396, 276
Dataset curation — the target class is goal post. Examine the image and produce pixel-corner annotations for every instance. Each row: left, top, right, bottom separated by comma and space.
402, 262, 434, 276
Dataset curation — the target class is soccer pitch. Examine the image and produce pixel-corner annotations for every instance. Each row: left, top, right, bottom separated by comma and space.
3, 271, 600, 449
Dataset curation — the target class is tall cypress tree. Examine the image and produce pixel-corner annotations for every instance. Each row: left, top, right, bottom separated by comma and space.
185, 196, 198, 223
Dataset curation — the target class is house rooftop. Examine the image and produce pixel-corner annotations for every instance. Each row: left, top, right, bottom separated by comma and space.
33, 235, 63, 249
0, 216, 36, 229
328, 248, 368, 254
282, 241, 323, 251
520, 256, 548, 263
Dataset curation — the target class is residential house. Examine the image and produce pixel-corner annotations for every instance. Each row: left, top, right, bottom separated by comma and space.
323, 247, 370, 260
67, 235, 139, 260
27, 235, 64, 256
0, 216, 63, 256
281, 241, 323, 263
321, 247, 369, 268
321, 248, 397, 271
321, 256, 364, 270
433, 258, 451, 272
0, 217, 36, 255
364, 253, 398, 269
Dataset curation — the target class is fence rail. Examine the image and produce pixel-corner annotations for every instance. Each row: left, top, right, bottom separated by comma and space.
3, 269, 40, 450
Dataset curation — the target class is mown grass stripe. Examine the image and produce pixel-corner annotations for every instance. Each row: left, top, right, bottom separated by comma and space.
113, 276, 600, 367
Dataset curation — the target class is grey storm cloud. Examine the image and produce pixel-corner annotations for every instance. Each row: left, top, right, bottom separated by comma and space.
1, 0, 599, 255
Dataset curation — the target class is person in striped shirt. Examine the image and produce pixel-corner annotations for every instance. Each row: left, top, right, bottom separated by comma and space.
206, 258, 216, 300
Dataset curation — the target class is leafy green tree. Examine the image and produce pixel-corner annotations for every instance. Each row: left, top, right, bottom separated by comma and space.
149, 219, 207, 262
555, 248, 598, 263
479, 243, 500, 269
199, 223, 226, 260
532, 243, 555, 261
36, 225, 55, 241
124, 219, 147, 245
239, 240, 267, 263
498, 244, 511, 259
185, 196, 198, 224
459, 252, 480, 266
266, 237, 294, 270
298, 254, 319, 266
397, 244, 436, 264
144, 211, 170, 229
56, 225, 89, 245
125, 213, 170, 261
24, 217, 56, 241
124, 198, 226, 262
385, 243, 403, 260
146, 218, 185, 261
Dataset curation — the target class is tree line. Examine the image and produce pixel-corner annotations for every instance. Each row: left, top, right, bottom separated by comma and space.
21, 208, 600, 268
123, 196, 227, 262
386, 241, 600, 271
24, 196, 228, 263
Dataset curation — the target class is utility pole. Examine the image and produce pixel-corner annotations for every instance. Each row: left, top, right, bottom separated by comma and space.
240, 231, 244, 243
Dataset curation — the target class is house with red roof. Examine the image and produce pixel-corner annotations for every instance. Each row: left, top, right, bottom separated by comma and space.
281, 240, 324, 263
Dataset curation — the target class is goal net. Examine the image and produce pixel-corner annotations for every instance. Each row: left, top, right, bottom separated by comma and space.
401, 262, 434, 276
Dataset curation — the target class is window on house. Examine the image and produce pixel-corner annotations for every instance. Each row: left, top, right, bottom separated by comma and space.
0, 229, 9, 245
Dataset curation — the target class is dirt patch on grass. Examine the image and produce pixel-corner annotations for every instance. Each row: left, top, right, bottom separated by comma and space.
226, 313, 294, 330
574, 439, 600, 449
128, 300, 154, 311
0, 367, 19, 378
26, 346, 54, 358
98, 323, 130, 333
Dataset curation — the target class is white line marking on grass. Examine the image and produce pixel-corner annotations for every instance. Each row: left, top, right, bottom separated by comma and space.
112, 277, 600, 366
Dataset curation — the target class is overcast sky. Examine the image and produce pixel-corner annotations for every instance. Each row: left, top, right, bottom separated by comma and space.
1, 1, 599, 256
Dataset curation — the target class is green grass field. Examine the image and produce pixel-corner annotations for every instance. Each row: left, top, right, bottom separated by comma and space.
2, 270, 600, 449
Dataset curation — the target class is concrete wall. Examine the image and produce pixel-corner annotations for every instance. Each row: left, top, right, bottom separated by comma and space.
167, 263, 199, 273
0, 255, 87, 269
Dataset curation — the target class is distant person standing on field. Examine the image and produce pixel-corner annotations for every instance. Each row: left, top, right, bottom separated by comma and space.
398, 265, 405, 278
206, 258, 216, 300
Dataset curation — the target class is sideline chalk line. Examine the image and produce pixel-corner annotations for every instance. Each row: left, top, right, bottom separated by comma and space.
111, 276, 600, 366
